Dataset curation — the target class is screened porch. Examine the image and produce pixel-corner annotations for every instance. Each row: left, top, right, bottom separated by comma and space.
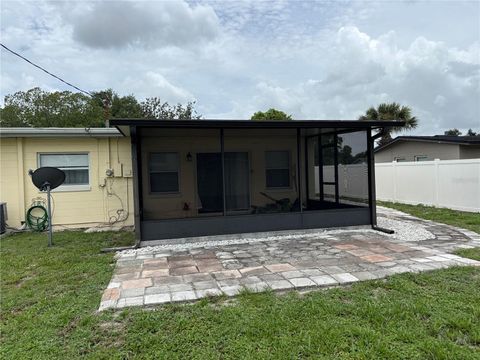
111, 119, 402, 242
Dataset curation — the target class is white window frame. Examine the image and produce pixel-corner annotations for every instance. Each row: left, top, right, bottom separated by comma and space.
37, 152, 90, 192
414, 155, 429, 162
148, 152, 180, 194
265, 150, 291, 189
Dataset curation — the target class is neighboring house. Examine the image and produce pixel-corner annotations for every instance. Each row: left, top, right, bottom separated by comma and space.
374, 135, 480, 163
1, 119, 402, 243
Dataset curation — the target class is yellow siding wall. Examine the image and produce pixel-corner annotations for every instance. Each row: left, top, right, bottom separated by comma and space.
0, 138, 23, 227
0, 136, 134, 228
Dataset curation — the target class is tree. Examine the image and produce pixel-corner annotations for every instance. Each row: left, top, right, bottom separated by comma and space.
338, 145, 354, 164
467, 129, 478, 136
0, 104, 24, 127
140, 97, 201, 119
0, 88, 202, 127
92, 89, 143, 119
359, 102, 418, 145
444, 128, 462, 136
0, 87, 104, 127
251, 108, 292, 121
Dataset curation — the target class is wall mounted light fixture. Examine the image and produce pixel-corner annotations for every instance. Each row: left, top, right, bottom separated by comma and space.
186, 152, 192, 162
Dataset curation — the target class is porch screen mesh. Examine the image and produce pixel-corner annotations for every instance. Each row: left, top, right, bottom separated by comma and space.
337, 131, 369, 206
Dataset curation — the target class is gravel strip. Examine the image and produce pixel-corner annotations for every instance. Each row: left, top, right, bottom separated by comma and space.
119, 231, 343, 256
377, 217, 435, 243
117, 213, 435, 257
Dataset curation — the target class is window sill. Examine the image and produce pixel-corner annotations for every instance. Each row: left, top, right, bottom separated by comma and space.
44, 185, 91, 193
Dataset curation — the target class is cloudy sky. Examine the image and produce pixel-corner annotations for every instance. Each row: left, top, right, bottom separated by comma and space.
1, 0, 479, 134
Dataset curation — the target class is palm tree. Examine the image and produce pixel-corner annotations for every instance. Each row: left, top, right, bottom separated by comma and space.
359, 102, 418, 145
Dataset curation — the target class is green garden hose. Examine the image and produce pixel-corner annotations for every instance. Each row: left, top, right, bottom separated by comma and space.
26, 205, 48, 232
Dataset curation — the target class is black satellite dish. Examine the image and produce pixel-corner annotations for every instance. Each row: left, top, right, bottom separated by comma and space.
29, 167, 65, 247
31, 167, 66, 191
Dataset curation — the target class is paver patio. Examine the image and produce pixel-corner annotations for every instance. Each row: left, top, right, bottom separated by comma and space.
99, 207, 480, 310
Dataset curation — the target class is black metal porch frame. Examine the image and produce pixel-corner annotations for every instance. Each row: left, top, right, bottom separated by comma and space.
114, 119, 404, 133
304, 131, 340, 204
130, 126, 143, 244
367, 129, 375, 225
118, 120, 405, 242
319, 133, 339, 203
141, 207, 371, 240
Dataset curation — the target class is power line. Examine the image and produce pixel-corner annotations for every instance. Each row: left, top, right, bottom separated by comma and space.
0, 43, 93, 97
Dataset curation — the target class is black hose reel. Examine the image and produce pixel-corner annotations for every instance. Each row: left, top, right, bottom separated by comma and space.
28, 167, 65, 247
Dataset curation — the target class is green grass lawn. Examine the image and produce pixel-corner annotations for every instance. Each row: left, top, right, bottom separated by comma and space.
455, 248, 480, 262
2, 230, 480, 359
379, 201, 480, 234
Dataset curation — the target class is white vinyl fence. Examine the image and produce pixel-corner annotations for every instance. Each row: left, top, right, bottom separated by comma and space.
375, 159, 480, 213
315, 165, 368, 202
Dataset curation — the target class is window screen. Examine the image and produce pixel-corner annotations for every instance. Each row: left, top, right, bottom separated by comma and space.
39, 153, 89, 185
265, 151, 290, 188
414, 155, 428, 162
149, 153, 179, 193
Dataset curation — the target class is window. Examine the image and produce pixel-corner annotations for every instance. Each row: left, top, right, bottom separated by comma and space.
394, 157, 407, 162
414, 155, 429, 162
265, 151, 290, 188
38, 153, 89, 188
149, 152, 179, 193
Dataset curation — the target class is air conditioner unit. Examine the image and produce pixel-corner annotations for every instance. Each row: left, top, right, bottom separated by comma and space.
0, 202, 7, 234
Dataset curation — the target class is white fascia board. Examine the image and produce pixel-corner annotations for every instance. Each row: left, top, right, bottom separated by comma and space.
0, 127, 123, 138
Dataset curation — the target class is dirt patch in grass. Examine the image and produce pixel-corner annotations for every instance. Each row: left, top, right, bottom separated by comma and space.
15, 275, 35, 288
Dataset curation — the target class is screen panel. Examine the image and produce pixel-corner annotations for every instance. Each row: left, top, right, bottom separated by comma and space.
337, 131, 369, 206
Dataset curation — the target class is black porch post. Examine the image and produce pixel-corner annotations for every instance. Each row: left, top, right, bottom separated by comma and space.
318, 134, 324, 201
304, 135, 309, 203
130, 125, 143, 245
333, 132, 339, 203
220, 128, 226, 216
296, 128, 302, 212
367, 128, 377, 226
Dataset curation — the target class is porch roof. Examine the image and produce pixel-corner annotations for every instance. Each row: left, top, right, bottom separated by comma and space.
110, 119, 405, 137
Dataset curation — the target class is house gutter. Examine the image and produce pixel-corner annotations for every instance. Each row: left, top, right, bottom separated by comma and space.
0, 127, 122, 138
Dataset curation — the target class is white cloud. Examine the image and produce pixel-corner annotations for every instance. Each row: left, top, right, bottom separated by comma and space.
121, 72, 194, 104
1, 0, 479, 134
228, 25, 480, 133
434, 95, 446, 107
64, 1, 219, 49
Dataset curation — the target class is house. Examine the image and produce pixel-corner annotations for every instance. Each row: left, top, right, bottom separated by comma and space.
1, 119, 403, 244
0, 127, 134, 230
374, 135, 480, 162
